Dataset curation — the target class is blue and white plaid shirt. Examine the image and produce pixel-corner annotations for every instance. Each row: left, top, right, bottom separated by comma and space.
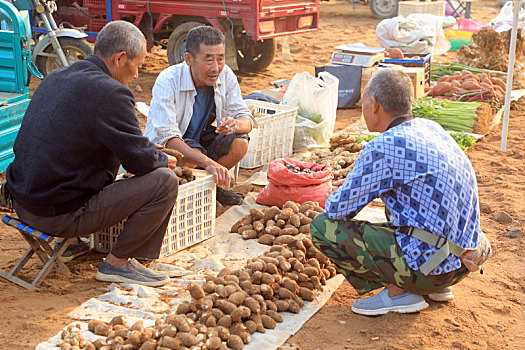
325, 118, 481, 275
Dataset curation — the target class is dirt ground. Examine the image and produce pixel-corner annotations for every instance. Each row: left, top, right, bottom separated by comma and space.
1, 1, 524, 349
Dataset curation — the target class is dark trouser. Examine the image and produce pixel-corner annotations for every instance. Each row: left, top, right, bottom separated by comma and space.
14, 168, 179, 260
310, 214, 469, 295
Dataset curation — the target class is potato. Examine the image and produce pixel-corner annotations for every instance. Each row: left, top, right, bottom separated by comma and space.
166, 314, 191, 332
214, 284, 227, 298
249, 208, 264, 221
283, 201, 299, 213
277, 287, 295, 300
227, 334, 244, 350
311, 276, 323, 290
93, 339, 107, 349
114, 328, 129, 338
94, 323, 110, 336
176, 332, 197, 347
299, 224, 310, 234
280, 227, 297, 236
257, 234, 275, 245
265, 219, 276, 228
307, 258, 321, 270
216, 300, 236, 314
196, 297, 213, 311
294, 249, 306, 262
266, 310, 283, 323
228, 291, 246, 306
289, 214, 301, 228
189, 283, 206, 300
250, 314, 265, 334
273, 235, 297, 246
244, 320, 257, 334
327, 266, 338, 278
224, 284, 238, 296
238, 270, 251, 281
242, 230, 257, 240
138, 340, 157, 350
303, 266, 319, 277
260, 283, 274, 299
205, 315, 217, 327
252, 221, 264, 232
239, 280, 253, 293
282, 278, 298, 294
206, 336, 223, 350
174, 167, 183, 177
237, 224, 253, 234
230, 307, 244, 323
109, 315, 126, 327
260, 315, 276, 329
161, 335, 182, 349
251, 271, 263, 284
298, 287, 315, 301
217, 314, 233, 328
277, 208, 293, 221
295, 239, 306, 252
243, 297, 260, 314
288, 300, 301, 314
263, 206, 280, 221
266, 226, 282, 236
388, 47, 404, 59
88, 320, 107, 333
216, 326, 230, 341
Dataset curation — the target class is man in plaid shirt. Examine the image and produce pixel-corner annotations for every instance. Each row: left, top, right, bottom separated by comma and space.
312, 69, 491, 316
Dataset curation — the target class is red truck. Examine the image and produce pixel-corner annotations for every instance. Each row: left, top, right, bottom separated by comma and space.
51, 0, 319, 73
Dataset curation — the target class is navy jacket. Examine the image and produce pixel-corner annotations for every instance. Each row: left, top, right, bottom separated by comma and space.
6, 55, 167, 216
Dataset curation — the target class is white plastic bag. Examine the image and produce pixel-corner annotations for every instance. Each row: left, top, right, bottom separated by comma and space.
407, 14, 451, 55
280, 71, 339, 150
493, 1, 525, 25
376, 17, 436, 54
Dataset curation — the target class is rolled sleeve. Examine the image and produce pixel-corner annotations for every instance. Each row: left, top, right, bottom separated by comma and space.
146, 73, 183, 145
223, 68, 257, 129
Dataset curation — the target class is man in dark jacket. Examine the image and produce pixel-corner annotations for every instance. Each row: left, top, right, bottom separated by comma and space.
5, 21, 179, 287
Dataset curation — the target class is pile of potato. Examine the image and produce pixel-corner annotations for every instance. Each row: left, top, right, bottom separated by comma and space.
66, 242, 337, 350
174, 166, 194, 185
284, 164, 318, 174
230, 201, 323, 245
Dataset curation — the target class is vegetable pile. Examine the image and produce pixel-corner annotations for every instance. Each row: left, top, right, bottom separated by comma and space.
285, 163, 319, 174
428, 70, 505, 110
231, 201, 323, 245
412, 97, 493, 134
61, 203, 338, 350
450, 132, 476, 152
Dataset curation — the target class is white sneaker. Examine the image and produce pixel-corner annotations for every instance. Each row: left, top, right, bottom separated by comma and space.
428, 287, 454, 302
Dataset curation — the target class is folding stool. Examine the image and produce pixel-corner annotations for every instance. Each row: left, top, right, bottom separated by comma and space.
0, 215, 72, 290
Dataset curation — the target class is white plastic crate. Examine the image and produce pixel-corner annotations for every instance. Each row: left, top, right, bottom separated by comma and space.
92, 170, 216, 257
240, 99, 297, 169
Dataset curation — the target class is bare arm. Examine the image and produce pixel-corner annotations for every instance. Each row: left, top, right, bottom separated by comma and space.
166, 137, 230, 187
216, 116, 253, 135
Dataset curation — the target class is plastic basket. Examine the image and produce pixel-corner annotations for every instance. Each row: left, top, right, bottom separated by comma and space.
240, 100, 297, 169
91, 170, 216, 257
382, 53, 432, 86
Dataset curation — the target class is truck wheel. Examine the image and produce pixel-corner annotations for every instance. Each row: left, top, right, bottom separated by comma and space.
36, 37, 93, 77
369, 0, 398, 19
167, 22, 203, 65
235, 31, 275, 72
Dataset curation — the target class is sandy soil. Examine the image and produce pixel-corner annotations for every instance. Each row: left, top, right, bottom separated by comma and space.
1, 1, 524, 349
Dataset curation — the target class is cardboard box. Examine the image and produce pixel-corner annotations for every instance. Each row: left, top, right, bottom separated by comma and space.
361, 66, 426, 100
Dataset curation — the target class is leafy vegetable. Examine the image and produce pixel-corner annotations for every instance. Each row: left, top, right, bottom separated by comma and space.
450, 132, 476, 152
412, 97, 480, 133
355, 135, 376, 144
298, 105, 323, 124
430, 62, 504, 81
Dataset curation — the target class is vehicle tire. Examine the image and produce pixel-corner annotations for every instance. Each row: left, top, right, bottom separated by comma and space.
369, 0, 398, 19
235, 31, 275, 72
35, 37, 93, 77
167, 22, 203, 65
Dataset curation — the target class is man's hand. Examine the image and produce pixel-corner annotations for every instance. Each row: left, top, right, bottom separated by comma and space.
205, 162, 231, 187
166, 154, 178, 171
216, 117, 239, 135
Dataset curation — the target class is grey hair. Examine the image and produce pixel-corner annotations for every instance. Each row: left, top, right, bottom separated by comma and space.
363, 69, 414, 115
186, 26, 225, 57
94, 21, 146, 59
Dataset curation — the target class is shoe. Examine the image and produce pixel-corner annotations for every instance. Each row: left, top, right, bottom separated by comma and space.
216, 186, 243, 206
95, 259, 170, 287
54, 237, 90, 263
428, 287, 454, 302
0, 181, 12, 209
351, 289, 429, 316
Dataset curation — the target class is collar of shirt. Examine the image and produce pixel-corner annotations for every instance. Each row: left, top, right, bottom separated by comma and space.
181, 62, 223, 92
85, 55, 111, 77
386, 113, 413, 131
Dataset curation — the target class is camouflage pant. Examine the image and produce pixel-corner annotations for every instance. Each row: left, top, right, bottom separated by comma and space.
310, 214, 469, 295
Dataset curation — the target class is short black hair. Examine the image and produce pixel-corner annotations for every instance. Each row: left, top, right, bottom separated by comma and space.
186, 26, 225, 57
